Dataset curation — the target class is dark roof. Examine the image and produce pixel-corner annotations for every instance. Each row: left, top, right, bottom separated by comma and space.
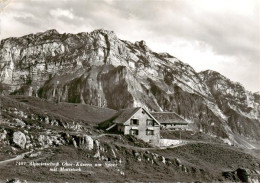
112, 107, 161, 125
113, 107, 141, 124
151, 112, 187, 124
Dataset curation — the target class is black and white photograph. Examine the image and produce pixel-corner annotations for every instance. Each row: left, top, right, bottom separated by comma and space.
0, 0, 259, 182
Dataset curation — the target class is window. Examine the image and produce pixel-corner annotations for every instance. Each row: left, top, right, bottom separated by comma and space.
146, 119, 154, 126
146, 129, 154, 135
131, 119, 139, 125
130, 129, 138, 135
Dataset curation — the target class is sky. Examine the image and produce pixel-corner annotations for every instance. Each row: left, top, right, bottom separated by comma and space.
0, 0, 259, 92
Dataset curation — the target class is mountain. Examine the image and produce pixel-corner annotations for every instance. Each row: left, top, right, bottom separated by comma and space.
0, 29, 259, 145
199, 70, 260, 142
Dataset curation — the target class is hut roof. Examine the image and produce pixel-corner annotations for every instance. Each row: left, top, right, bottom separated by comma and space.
151, 112, 187, 124
113, 107, 141, 124
112, 107, 160, 125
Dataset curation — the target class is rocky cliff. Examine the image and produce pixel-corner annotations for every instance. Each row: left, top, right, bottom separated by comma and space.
199, 70, 260, 140
0, 29, 259, 144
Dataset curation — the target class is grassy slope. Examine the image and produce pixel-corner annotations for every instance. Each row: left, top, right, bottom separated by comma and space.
161, 130, 223, 143
0, 139, 259, 182
2, 95, 117, 125
0, 95, 259, 182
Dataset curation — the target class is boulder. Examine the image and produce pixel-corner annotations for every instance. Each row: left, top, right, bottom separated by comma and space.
13, 131, 26, 149
79, 135, 94, 150
38, 135, 49, 147
44, 116, 49, 124
14, 118, 26, 127
0, 129, 7, 142
6, 179, 21, 183
37, 134, 62, 148
72, 138, 78, 148
161, 156, 166, 164
6, 178, 27, 183
94, 150, 100, 159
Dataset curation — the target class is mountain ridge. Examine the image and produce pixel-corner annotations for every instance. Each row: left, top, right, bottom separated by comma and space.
0, 29, 259, 146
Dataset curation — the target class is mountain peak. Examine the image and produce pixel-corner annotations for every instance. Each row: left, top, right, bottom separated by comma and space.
200, 70, 244, 88
137, 40, 146, 46
201, 69, 219, 75
199, 70, 226, 80
40, 29, 59, 36
91, 29, 117, 38
157, 52, 175, 58
254, 91, 260, 96
135, 40, 150, 52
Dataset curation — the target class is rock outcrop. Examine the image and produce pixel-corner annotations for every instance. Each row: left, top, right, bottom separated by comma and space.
199, 70, 260, 139
13, 131, 26, 149
72, 134, 94, 150
0, 129, 7, 142
0, 29, 259, 144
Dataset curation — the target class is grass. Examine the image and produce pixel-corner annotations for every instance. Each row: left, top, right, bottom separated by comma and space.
0, 135, 259, 182
153, 142, 260, 173
1, 95, 117, 126
161, 130, 224, 143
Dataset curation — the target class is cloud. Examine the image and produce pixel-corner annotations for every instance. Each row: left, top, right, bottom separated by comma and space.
49, 8, 75, 20
0, 0, 259, 91
13, 15, 39, 27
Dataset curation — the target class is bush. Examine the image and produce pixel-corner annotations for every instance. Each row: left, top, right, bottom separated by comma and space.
237, 168, 248, 182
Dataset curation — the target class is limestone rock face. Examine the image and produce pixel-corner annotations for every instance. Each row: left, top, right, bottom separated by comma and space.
73, 135, 94, 150
0, 129, 7, 142
37, 134, 63, 148
6, 178, 24, 183
79, 135, 94, 150
13, 131, 26, 149
199, 70, 260, 139
0, 29, 259, 145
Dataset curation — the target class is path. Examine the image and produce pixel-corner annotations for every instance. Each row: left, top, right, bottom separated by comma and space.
93, 133, 189, 150
91, 133, 120, 139
0, 151, 32, 165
